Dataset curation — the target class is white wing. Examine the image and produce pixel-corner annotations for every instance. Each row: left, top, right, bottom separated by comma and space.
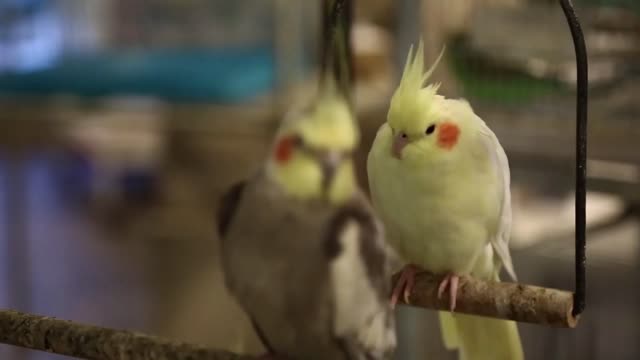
452, 98, 517, 281
478, 119, 517, 281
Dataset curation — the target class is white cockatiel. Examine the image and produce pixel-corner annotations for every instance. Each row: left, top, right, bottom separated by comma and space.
367, 41, 524, 360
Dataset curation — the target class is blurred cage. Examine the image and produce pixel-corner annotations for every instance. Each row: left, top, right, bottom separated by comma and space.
0, 1, 639, 360
0, 0, 398, 209
0, 0, 318, 205
427, 0, 640, 201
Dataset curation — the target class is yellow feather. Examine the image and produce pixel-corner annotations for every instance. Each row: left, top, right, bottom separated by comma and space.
389, 40, 445, 137
367, 39, 523, 360
269, 91, 359, 205
297, 94, 359, 151
452, 314, 523, 360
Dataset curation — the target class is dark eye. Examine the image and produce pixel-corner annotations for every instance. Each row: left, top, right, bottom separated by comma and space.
292, 135, 304, 147
425, 124, 436, 135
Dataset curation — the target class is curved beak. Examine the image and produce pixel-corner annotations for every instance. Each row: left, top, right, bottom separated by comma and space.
392, 133, 409, 159
320, 151, 342, 190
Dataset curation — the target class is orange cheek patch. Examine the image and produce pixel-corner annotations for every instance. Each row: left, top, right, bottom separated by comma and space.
437, 122, 460, 150
274, 136, 295, 163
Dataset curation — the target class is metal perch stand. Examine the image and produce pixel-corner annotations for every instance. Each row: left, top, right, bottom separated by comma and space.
560, 0, 588, 319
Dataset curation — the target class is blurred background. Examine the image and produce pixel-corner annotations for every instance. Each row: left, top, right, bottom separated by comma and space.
0, 0, 638, 359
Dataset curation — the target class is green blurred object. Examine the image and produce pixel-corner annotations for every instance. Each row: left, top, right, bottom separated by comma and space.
449, 37, 568, 105
580, 0, 640, 13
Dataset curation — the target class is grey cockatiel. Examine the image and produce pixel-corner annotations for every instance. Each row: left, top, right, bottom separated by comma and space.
216, 1, 396, 359
217, 91, 397, 360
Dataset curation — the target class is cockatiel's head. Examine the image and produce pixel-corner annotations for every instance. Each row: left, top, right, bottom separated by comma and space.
268, 90, 359, 205
385, 41, 468, 166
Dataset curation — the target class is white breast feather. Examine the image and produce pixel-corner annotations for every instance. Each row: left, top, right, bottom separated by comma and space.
330, 221, 396, 356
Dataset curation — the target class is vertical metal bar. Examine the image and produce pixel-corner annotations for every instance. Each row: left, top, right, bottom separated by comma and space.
320, 0, 354, 107
559, 0, 588, 317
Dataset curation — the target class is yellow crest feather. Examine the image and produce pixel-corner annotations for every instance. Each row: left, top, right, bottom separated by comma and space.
389, 40, 446, 134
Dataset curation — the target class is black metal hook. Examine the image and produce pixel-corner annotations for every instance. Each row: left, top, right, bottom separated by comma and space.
321, 0, 354, 106
559, 0, 588, 317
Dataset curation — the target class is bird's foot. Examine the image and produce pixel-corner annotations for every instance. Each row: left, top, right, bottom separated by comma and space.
437, 273, 460, 312
390, 264, 420, 308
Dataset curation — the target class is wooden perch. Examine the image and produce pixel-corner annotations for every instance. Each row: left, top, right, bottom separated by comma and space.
0, 273, 580, 359
0, 309, 256, 360
393, 271, 580, 328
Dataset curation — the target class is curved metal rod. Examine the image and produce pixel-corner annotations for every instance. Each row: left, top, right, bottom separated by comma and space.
321, 0, 354, 106
559, 0, 588, 317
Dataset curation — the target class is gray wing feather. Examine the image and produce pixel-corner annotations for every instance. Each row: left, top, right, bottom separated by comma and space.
216, 181, 246, 238
220, 175, 355, 359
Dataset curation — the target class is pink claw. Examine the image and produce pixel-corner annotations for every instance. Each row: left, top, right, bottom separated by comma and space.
437, 273, 460, 312
390, 264, 420, 308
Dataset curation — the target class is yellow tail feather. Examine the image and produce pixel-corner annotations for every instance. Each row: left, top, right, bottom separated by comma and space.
438, 311, 460, 350
438, 312, 524, 360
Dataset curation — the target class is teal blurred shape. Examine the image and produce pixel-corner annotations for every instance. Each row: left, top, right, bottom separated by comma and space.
0, 47, 275, 103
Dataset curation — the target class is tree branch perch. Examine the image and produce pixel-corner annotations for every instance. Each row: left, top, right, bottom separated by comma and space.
394, 272, 580, 328
0, 273, 579, 360
0, 309, 255, 360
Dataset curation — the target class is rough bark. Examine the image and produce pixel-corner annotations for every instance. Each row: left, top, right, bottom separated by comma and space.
0, 271, 582, 360
394, 271, 579, 328
0, 310, 256, 360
